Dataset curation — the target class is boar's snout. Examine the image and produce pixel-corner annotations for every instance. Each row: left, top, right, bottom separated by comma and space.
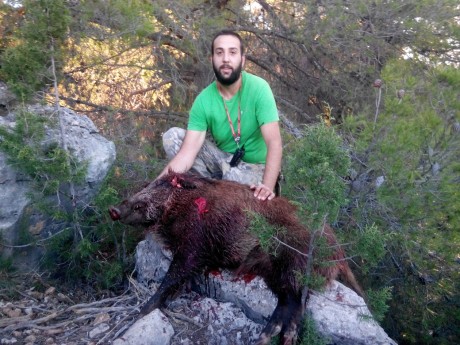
109, 206, 121, 221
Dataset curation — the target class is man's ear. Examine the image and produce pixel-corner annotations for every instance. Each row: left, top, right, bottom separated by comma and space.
242, 54, 246, 68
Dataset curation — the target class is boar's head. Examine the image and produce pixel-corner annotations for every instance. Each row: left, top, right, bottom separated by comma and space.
109, 172, 195, 227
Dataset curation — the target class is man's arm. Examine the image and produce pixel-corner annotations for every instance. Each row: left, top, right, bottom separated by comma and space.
251, 121, 283, 200
158, 130, 206, 178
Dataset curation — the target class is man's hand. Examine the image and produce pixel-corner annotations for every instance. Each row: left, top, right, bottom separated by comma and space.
250, 183, 275, 201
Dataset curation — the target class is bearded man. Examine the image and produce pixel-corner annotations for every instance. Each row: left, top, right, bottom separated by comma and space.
158, 29, 282, 201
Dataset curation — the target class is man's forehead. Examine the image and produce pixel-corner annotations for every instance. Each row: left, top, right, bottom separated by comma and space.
213, 35, 241, 50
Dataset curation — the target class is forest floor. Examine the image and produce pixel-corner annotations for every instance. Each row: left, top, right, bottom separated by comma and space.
0, 272, 212, 345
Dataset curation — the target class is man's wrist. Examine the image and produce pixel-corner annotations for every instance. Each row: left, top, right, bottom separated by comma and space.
261, 182, 275, 192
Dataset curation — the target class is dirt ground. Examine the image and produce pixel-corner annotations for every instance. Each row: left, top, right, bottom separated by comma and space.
0, 272, 218, 345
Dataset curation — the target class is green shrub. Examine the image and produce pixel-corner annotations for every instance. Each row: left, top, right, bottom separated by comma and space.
341, 59, 460, 343
283, 124, 350, 228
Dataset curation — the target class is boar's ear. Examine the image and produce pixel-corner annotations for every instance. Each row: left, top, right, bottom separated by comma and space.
170, 175, 182, 188
178, 176, 197, 189
170, 174, 197, 189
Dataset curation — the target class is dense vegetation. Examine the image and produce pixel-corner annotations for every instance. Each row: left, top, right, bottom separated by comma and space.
0, 1, 458, 344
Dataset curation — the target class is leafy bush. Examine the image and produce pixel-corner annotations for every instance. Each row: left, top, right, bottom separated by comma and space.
283, 124, 350, 228
271, 124, 390, 338
341, 59, 460, 343
0, 109, 86, 195
0, 107, 139, 289
0, 0, 71, 101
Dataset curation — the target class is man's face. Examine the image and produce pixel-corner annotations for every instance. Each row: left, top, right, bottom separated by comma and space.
212, 35, 245, 86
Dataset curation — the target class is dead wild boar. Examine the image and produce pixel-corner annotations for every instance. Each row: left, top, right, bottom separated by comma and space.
109, 171, 363, 345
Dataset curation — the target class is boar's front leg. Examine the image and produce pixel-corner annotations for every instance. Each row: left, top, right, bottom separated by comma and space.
140, 250, 202, 315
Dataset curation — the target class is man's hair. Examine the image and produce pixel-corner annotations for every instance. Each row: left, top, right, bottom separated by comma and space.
211, 29, 244, 56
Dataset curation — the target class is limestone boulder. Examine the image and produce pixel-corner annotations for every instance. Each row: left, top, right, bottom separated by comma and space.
0, 101, 116, 270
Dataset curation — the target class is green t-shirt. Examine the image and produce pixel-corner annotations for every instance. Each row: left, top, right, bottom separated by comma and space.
188, 71, 279, 164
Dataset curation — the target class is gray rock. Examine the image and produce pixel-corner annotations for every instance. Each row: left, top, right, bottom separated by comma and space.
135, 233, 173, 285
0, 81, 16, 115
113, 309, 174, 345
88, 323, 110, 339
171, 297, 263, 345
132, 235, 398, 344
0, 102, 116, 271
375, 175, 385, 188
24, 105, 116, 205
193, 270, 276, 325
309, 281, 397, 344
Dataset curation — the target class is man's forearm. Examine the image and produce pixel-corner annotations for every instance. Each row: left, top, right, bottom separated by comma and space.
158, 155, 193, 179
157, 129, 206, 180
262, 145, 282, 192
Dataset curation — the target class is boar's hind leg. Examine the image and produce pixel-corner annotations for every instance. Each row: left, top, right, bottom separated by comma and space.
255, 293, 304, 345
140, 253, 201, 315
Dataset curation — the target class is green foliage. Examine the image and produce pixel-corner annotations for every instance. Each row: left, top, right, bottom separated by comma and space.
40, 164, 145, 290
378, 61, 459, 269
0, 109, 86, 196
267, 315, 330, 345
350, 224, 389, 274
298, 316, 330, 345
0, 0, 71, 100
365, 286, 393, 323
342, 59, 460, 343
246, 211, 286, 254
0, 256, 14, 274
16, 210, 36, 246
276, 124, 393, 340
0, 269, 19, 301
106, 0, 155, 38
281, 123, 394, 330
0, 108, 134, 289
296, 269, 327, 292
94, 185, 121, 209
0, 1, 457, 342
22, 0, 70, 44
42, 225, 126, 289
283, 124, 351, 228
0, 44, 50, 99
76, 238, 98, 259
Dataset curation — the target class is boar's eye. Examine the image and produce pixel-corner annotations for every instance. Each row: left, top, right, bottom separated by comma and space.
133, 202, 145, 211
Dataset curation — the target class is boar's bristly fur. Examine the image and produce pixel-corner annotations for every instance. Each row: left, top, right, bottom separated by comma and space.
109, 171, 363, 345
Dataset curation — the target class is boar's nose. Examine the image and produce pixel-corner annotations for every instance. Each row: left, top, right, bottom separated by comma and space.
108, 206, 121, 221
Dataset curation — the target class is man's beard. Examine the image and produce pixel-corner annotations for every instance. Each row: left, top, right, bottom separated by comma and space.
213, 62, 243, 86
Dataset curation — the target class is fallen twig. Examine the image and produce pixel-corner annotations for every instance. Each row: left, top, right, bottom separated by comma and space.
66, 296, 132, 312
73, 306, 137, 314
1, 312, 60, 332
0, 315, 31, 329
97, 312, 138, 344
162, 308, 203, 328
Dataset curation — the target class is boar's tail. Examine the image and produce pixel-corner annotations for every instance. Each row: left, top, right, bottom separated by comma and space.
340, 261, 365, 298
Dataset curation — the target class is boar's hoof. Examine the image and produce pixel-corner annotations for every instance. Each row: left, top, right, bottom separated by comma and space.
281, 327, 298, 345
139, 294, 163, 316
254, 324, 281, 345
255, 324, 298, 345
